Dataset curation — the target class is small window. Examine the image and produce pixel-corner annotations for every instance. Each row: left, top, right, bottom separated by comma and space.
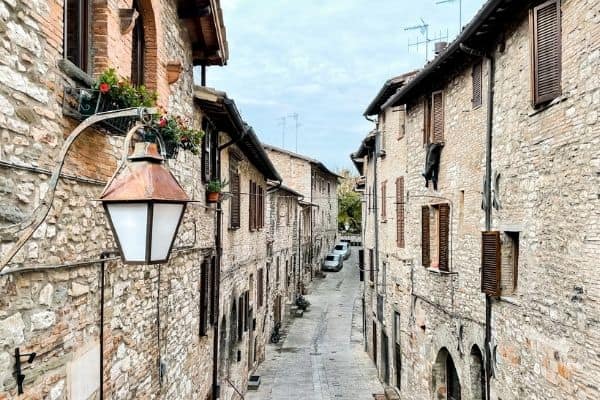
396, 177, 405, 248
500, 232, 519, 295
481, 230, 520, 296
531, 0, 562, 106
199, 259, 210, 336
131, 0, 145, 86
229, 155, 241, 228
65, 0, 90, 72
472, 62, 483, 108
423, 96, 431, 145
431, 91, 444, 143
422, 204, 450, 271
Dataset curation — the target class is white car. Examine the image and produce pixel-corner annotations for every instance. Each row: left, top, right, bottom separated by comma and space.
322, 254, 343, 271
332, 243, 350, 260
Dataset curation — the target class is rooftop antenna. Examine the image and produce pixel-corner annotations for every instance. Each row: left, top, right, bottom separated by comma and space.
436, 0, 462, 33
277, 116, 286, 148
406, 19, 448, 61
288, 113, 301, 153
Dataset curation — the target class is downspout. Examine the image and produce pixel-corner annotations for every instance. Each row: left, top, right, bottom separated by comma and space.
99, 251, 111, 400
460, 42, 494, 400
296, 194, 305, 294
364, 114, 379, 291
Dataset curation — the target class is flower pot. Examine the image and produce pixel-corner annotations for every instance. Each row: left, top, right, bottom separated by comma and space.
207, 192, 220, 203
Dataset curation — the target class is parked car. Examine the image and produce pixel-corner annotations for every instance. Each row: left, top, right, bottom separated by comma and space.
332, 243, 350, 260
322, 254, 343, 272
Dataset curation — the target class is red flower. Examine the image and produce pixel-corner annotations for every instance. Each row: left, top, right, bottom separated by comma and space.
99, 82, 110, 94
158, 117, 167, 127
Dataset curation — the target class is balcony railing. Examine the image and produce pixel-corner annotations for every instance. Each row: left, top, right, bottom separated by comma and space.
62, 86, 137, 135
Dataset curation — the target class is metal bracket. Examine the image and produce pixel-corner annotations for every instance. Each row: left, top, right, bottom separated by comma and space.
14, 347, 36, 394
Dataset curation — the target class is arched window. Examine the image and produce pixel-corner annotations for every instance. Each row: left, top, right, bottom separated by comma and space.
470, 345, 485, 400
433, 348, 461, 400
65, 0, 90, 71
131, 0, 145, 86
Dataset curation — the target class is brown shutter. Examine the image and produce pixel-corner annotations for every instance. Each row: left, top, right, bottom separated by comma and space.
249, 181, 255, 230
472, 62, 482, 108
238, 295, 244, 340
481, 231, 501, 295
199, 259, 209, 336
423, 97, 431, 145
259, 186, 264, 228
257, 268, 263, 308
396, 177, 405, 248
202, 132, 211, 182
532, 0, 562, 106
230, 157, 240, 228
421, 206, 430, 267
431, 91, 444, 143
438, 203, 450, 271
209, 257, 217, 324
381, 182, 387, 219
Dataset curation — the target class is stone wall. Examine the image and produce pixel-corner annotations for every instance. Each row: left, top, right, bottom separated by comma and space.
358, 1, 599, 399
0, 0, 216, 399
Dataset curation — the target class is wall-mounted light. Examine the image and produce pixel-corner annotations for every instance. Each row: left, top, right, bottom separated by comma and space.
100, 140, 190, 264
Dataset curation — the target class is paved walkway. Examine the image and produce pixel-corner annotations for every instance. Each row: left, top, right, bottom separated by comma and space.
246, 250, 384, 400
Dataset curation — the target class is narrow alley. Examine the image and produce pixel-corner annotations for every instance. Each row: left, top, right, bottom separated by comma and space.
246, 250, 383, 400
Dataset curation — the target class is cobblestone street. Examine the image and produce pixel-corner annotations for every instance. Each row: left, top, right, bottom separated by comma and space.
246, 250, 384, 400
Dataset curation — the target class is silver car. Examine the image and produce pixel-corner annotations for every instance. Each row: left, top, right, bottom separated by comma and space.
332, 243, 350, 260
322, 254, 343, 271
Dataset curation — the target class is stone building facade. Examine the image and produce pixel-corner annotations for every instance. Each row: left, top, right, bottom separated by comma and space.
353, 0, 599, 399
263, 145, 340, 277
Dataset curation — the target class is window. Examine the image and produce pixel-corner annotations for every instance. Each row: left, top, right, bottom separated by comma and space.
381, 181, 387, 220
65, 0, 90, 71
394, 311, 402, 390
472, 62, 483, 108
481, 231, 519, 296
249, 180, 256, 230
423, 96, 431, 145
531, 0, 562, 106
379, 111, 387, 152
229, 155, 241, 228
396, 177, 405, 247
131, 0, 145, 86
257, 268, 264, 308
248, 181, 264, 230
394, 106, 406, 140
431, 91, 444, 143
421, 204, 450, 271
199, 258, 210, 336
209, 257, 217, 324
369, 249, 374, 282
237, 294, 244, 341
201, 121, 218, 183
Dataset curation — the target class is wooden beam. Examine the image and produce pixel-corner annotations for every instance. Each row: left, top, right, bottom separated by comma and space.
178, 5, 211, 19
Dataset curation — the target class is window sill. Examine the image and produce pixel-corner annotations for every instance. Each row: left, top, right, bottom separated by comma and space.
497, 295, 521, 307
58, 59, 95, 87
425, 267, 457, 275
528, 95, 568, 117
228, 226, 240, 231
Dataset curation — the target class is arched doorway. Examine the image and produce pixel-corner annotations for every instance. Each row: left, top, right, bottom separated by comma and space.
432, 347, 461, 400
470, 345, 484, 400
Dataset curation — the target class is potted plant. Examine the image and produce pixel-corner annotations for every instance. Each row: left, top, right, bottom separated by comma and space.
206, 179, 228, 203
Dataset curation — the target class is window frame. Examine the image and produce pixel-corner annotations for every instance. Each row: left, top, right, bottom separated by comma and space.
131, 0, 145, 86
64, 0, 91, 72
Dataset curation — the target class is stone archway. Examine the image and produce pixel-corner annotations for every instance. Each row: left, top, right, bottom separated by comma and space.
432, 347, 461, 400
470, 345, 485, 400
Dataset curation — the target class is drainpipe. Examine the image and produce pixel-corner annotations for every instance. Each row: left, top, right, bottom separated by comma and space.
460, 42, 494, 400
201, 65, 207, 87
99, 251, 111, 400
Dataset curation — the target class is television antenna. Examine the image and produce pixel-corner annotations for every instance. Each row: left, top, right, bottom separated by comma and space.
436, 0, 462, 33
288, 113, 301, 153
405, 18, 448, 62
277, 116, 286, 148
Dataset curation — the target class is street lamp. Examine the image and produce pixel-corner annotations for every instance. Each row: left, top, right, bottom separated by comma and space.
100, 140, 190, 264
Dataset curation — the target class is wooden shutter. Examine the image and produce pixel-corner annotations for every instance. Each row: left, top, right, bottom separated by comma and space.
237, 295, 244, 340
249, 181, 255, 230
381, 182, 387, 219
421, 206, 430, 267
369, 249, 374, 282
396, 177, 405, 248
481, 231, 501, 295
423, 97, 431, 145
244, 291, 249, 332
257, 268, 263, 308
438, 204, 450, 271
532, 0, 562, 106
431, 91, 444, 143
258, 186, 264, 229
209, 257, 217, 324
472, 62, 483, 108
199, 260, 209, 336
202, 133, 211, 182
230, 157, 240, 228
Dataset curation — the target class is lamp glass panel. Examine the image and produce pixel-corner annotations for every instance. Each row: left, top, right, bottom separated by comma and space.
106, 203, 148, 262
150, 203, 184, 261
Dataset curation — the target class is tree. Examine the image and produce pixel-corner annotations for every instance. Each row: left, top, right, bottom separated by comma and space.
337, 168, 362, 233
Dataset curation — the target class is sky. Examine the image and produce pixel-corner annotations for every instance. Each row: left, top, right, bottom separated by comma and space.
197, 0, 487, 172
